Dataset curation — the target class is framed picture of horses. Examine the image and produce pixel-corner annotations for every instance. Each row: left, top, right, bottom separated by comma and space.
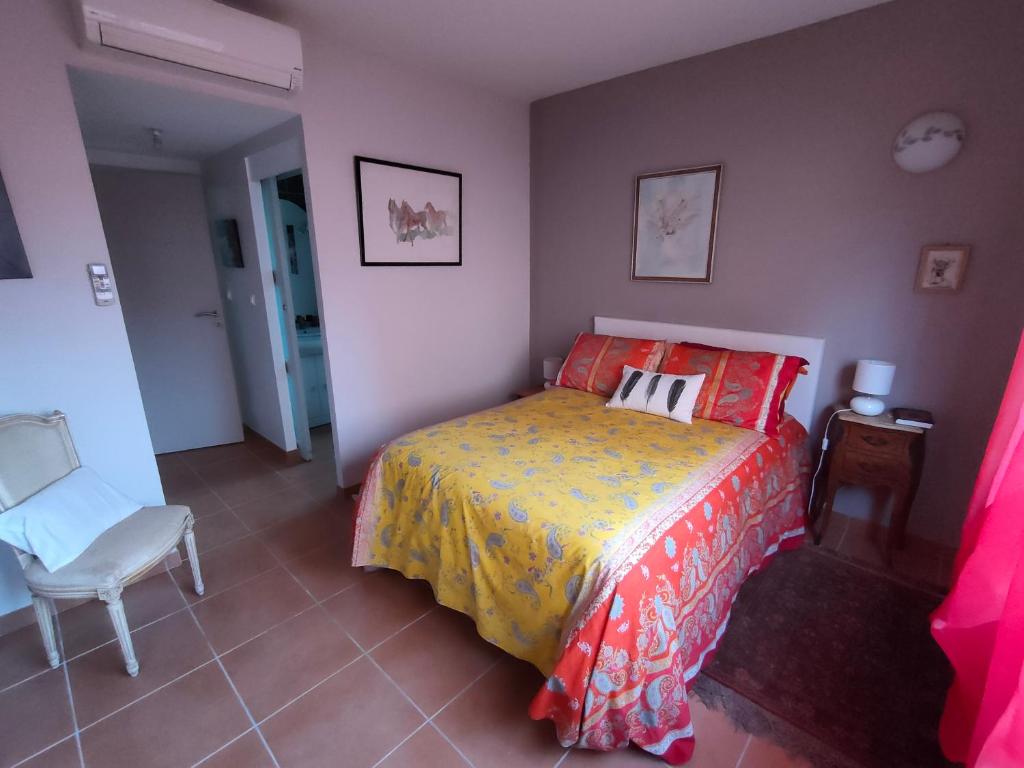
354, 156, 462, 266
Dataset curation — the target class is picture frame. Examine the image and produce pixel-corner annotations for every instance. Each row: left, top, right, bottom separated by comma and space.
0, 171, 31, 280
631, 163, 722, 284
213, 219, 244, 269
916, 244, 969, 293
354, 156, 462, 267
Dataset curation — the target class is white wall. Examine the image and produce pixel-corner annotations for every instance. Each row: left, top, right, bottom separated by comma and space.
299, 40, 531, 483
202, 121, 303, 451
0, 2, 529, 616
201, 44, 533, 483
0, 4, 162, 615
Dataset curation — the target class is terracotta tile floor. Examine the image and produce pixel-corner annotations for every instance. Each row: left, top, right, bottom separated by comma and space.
0, 426, 871, 768
815, 508, 956, 594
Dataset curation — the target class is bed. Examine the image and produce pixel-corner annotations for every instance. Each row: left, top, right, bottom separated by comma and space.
352, 319, 823, 764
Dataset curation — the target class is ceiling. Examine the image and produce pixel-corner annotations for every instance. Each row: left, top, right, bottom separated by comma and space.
230, 0, 891, 101
69, 68, 296, 161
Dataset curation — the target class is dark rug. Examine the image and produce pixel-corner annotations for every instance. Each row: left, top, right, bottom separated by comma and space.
697, 546, 955, 768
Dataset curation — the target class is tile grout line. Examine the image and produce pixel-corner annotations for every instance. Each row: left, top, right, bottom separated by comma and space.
157, 448, 498, 768
256, 490, 504, 768
166, 564, 284, 768
54, 607, 86, 768
41, 528, 366, 745
1, 445, 339, 767
52, 573, 336, 740
269, 536, 488, 767
733, 733, 753, 768
363, 653, 478, 768
0, 662, 52, 696
6, 602, 85, 768
189, 726, 257, 767
366, 720, 432, 768
240, 603, 434, 731
7, 735, 78, 768
77, 658, 221, 733
427, 722, 479, 768
833, 514, 851, 552
0, 573, 193, 696
550, 747, 572, 768
264, 544, 484, 767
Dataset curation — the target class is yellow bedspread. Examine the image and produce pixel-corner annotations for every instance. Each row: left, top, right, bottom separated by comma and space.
352, 387, 766, 674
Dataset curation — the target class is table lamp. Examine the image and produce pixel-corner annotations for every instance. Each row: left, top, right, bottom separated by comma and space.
851, 359, 896, 416
543, 357, 563, 385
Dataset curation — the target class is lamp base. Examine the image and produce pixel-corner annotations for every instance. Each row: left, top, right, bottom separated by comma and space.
850, 395, 885, 416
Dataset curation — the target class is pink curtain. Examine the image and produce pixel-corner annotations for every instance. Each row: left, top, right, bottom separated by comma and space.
931, 330, 1024, 767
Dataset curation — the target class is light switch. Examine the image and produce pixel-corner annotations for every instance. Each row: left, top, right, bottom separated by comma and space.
87, 263, 114, 306
250, 294, 257, 306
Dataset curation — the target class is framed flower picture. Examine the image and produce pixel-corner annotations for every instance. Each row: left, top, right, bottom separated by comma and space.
916, 244, 969, 293
631, 163, 722, 283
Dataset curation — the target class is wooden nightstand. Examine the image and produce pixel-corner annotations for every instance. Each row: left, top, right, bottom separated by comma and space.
511, 385, 546, 400
812, 410, 927, 565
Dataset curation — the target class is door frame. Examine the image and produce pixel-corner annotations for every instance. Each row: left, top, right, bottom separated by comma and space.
244, 137, 325, 461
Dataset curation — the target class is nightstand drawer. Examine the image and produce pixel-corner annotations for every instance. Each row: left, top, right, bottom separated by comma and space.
838, 450, 903, 485
844, 423, 910, 458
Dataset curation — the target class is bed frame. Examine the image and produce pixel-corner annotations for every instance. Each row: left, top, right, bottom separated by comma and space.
594, 316, 825, 431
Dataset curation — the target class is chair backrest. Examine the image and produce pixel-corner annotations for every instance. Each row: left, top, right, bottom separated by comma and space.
0, 412, 81, 512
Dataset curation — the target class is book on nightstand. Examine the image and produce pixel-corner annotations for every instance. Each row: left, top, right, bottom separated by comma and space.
892, 407, 934, 429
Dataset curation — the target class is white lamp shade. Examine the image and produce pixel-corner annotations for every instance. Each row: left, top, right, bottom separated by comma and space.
853, 359, 895, 396
543, 356, 563, 381
892, 111, 965, 173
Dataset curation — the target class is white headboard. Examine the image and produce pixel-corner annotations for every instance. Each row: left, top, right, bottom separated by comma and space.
594, 316, 825, 430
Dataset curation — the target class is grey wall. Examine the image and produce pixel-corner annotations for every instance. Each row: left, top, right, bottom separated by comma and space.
530, 0, 1024, 546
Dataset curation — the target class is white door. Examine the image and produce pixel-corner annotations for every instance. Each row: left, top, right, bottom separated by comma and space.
261, 176, 312, 460
93, 167, 243, 453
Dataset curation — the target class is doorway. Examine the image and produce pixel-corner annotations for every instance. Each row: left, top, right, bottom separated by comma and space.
69, 67, 332, 469
260, 170, 330, 462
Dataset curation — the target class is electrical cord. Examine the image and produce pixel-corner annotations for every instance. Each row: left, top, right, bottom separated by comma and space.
806, 408, 853, 526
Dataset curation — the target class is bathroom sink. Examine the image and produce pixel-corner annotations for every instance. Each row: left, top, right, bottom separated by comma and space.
296, 331, 322, 357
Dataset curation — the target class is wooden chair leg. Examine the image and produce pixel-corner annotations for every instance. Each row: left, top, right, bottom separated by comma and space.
101, 588, 138, 677
183, 519, 204, 597
32, 596, 60, 669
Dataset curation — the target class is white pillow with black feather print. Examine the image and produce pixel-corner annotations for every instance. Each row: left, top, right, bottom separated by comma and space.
606, 365, 705, 424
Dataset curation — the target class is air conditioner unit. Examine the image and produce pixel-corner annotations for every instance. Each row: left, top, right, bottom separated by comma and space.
80, 0, 303, 92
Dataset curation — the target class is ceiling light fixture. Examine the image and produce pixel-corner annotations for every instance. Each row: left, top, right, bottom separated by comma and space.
892, 111, 965, 173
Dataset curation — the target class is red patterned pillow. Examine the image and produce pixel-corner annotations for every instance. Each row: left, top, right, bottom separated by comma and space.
556, 333, 666, 397
659, 342, 807, 435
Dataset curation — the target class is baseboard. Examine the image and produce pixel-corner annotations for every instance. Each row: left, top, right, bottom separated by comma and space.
243, 426, 305, 467
0, 550, 182, 638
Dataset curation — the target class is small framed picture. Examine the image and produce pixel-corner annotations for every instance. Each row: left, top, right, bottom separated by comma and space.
214, 219, 244, 269
916, 244, 969, 293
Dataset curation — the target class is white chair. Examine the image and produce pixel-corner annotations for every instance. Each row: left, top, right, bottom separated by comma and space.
0, 412, 204, 676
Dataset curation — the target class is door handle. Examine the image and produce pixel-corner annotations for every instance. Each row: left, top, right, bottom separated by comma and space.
195, 310, 222, 327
